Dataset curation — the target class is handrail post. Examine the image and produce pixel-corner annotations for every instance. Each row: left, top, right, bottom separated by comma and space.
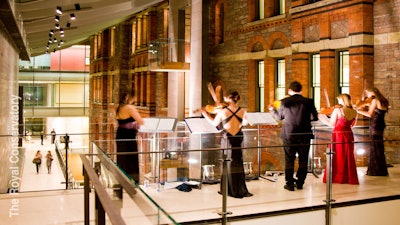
84, 168, 90, 225
324, 144, 335, 225
95, 192, 106, 225
218, 138, 232, 224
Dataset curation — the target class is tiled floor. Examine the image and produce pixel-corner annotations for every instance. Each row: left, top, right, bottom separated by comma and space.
19, 138, 66, 192
0, 138, 399, 224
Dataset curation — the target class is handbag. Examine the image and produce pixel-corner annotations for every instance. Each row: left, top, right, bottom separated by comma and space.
33, 158, 41, 164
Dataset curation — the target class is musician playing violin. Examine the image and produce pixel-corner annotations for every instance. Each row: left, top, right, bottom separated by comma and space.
357, 87, 390, 176
318, 94, 359, 184
200, 90, 253, 198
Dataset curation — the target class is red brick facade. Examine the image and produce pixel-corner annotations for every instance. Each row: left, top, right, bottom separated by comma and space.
89, 0, 400, 170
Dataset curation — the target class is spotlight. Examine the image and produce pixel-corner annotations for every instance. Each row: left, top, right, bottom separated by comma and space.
46, 45, 49, 50
56, 6, 62, 15
55, 15, 60, 22
70, 13, 76, 20
60, 40, 64, 44
53, 38, 57, 43
66, 22, 71, 28
74, 4, 81, 10
48, 38, 53, 44
60, 28, 64, 34
60, 33, 64, 38
58, 43, 61, 48
49, 29, 54, 35
55, 23, 60, 29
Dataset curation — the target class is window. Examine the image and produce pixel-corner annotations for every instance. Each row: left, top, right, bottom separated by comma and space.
215, 1, 225, 44
132, 21, 136, 53
257, 61, 265, 111
110, 27, 115, 56
279, 0, 285, 15
258, 0, 265, 20
311, 54, 321, 110
276, 59, 286, 101
339, 51, 350, 94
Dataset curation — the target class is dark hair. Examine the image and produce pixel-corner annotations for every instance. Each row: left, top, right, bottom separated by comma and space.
366, 87, 389, 108
118, 87, 135, 104
289, 81, 302, 93
117, 87, 135, 114
225, 90, 240, 103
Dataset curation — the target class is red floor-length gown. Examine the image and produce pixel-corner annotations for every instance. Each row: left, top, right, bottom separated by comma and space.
323, 116, 359, 184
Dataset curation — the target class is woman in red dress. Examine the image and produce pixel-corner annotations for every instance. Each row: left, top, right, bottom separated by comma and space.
318, 94, 359, 184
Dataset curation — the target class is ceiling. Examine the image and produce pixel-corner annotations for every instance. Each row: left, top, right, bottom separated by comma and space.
14, 0, 164, 58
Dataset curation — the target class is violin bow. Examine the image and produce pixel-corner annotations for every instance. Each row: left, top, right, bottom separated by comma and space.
323, 88, 331, 108
207, 82, 218, 103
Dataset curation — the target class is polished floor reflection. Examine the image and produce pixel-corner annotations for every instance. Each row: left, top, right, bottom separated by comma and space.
0, 138, 399, 224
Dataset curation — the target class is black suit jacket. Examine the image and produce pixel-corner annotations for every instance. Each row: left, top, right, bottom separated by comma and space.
271, 94, 318, 140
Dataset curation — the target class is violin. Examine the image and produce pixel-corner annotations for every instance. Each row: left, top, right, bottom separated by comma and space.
193, 102, 228, 114
319, 104, 342, 116
355, 96, 373, 111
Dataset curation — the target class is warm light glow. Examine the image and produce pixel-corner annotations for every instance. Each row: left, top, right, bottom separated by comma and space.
357, 149, 365, 155
56, 6, 62, 15
188, 158, 198, 164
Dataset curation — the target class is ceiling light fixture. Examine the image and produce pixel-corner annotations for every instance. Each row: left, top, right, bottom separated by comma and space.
49, 29, 54, 35
56, 6, 62, 15
53, 38, 58, 43
70, 13, 76, 20
60, 40, 64, 44
55, 23, 60, 29
55, 15, 60, 22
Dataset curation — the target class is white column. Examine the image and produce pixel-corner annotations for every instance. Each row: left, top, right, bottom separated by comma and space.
189, 0, 203, 117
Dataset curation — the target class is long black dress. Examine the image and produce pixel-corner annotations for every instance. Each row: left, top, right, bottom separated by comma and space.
116, 117, 140, 182
219, 108, 252, 198
366, 108, 389, 176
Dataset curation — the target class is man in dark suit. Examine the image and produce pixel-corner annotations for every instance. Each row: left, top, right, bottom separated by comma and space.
269, 81, 318, 191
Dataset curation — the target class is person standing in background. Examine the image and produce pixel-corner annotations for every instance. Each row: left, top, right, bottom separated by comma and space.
40, 130, 44, 145
357, 87, 390, 176
318, 94, 359, 184
269, 81, 318, 191
51, 129, 56, 144
115, 87, 145, 183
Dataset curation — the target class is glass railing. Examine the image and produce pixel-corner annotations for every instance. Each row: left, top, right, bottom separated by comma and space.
1, 120, 399, 224
87, 121, 400, 224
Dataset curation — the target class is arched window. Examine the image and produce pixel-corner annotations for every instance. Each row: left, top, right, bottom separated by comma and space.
215, 1, 225, 44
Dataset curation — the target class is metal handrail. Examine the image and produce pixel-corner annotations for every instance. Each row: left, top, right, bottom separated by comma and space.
80, 155, 126, 225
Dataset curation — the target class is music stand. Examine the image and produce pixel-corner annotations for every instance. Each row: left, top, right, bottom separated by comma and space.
184, 117, 221, 188
139, 117, 177, 185
246, 112, 278, 181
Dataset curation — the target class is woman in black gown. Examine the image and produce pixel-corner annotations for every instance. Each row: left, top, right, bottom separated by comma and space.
357, 87, 389, 176
115, 88, 144, 182
201, 90, 253, 198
